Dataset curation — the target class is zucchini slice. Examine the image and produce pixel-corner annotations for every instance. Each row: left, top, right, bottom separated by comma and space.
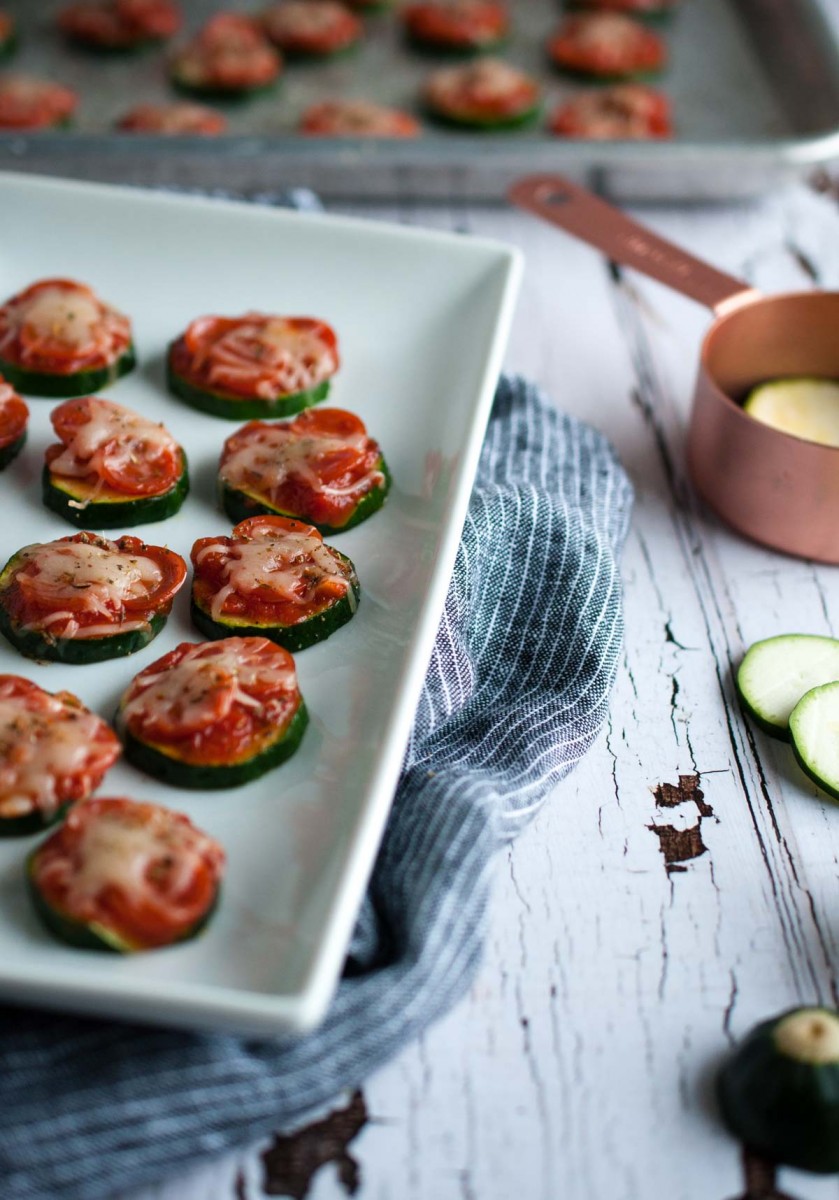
744, 378, 839, 448
789, 681, 839, 801
0, 605, 166, 665
219, 458, 391, 535
167, 363, 330, 420
0, 345, 135, 399
718, 1006, 839, 1174
122, 700, 309, 790
43, 454, 189, 529
736, 634, 839, 741
0, 430, 25, 470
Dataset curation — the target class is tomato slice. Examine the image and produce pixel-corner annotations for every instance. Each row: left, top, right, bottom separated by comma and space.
171, 14, 282, 93
47, 397, 184, 498
0, 376, 28, 450
548, 14, 667, 77
5, 533, 187, 638
116, 102, 227, 135
550, 84, 672, 138
425, 58, 540, 122
0, 76, 78, 131
29, 797, 225, 951
403, 1, 509, 49
300, 100, 421, 138
0, 278, 132, 375
0, 676, 121, 822
173, 313, 339, 400
261, 2, 362, 56
121, 637, 302, 762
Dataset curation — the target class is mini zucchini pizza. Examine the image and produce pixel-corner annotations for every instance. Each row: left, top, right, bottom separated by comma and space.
547, 14, 667, 80
0, 75, 78, 131
0, 278, 134, 398
170, 13, 282, 100
116, 101, 227, 135
300, 99, 421, 138
568, 0, 677, 18
424, 58, 541, 129
0, 12, 17, 60
402, 1, 509, 54
43, 397, 189, 529
58, 0, 182, 52
0, 675, 121, 837
0, 375, 28, 470
27, 797, 225, 952
550, 84, 671, 139
118, 636, 309, 789
219, 407, 390, 534
0, 532, 187, 664
168, 312, 339, 419
191, 515, 359, 652
261, 2, 362, 58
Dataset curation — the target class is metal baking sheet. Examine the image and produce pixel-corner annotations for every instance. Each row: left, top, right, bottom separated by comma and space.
1, 0, 838, 201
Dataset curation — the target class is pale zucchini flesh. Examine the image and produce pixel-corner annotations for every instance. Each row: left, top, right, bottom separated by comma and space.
743, 378, 839, 448
790, 681, 839, 802
736, 634, 839, 740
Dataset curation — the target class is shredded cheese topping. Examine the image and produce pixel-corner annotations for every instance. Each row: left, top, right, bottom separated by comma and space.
14, 538, 163, 639
428, 58, 535, 107
196, 529, 351, 620
189, 315, 338, 399
220, 424, 381, 502
122, 638, 297, 736
0, 281, 130, 367
49, 397, 177, 483
0, 684, 117, 819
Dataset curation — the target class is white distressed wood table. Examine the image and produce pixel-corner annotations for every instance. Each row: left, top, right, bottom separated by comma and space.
123, 177, 839, 1200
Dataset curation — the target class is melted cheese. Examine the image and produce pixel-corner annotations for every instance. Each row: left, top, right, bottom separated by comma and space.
0, 692, 114, 819
0, 379, 17, 409
220, 425, 382, 502
200, 316, 337, 399
16, 539, 163, 637
122, 638, 296, 735
0, 280, 131, 367
430, 58, 532, 106
566, 14, 642, 51
18, 285, 102, 350
196, 530, 350, 620
49, 398, 177, 481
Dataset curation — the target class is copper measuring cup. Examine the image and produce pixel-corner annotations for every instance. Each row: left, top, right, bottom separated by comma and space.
509, 174, 839, 565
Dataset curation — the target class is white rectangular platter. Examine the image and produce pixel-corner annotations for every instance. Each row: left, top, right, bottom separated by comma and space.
0, 172, 521, 1035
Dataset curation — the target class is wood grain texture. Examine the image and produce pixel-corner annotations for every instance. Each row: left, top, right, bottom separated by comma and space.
122, 182, 839, 1200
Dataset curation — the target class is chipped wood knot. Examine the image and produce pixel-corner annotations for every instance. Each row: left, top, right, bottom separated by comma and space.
648, 774, 713, 874
259, 1089, 368, 1200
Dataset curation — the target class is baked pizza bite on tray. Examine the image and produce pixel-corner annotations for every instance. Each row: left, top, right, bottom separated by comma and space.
167, 312, 339, 419
300, 99, 421, 137
0, 375, 27, 470
0, 532, 187, 664
424, 58, 541, 129
0, 674, 121, 837
117, 636, 309, 789
261, 1, 363, 59
58, 0, 182, 52
191, 515, 360, 652
0, 278, 134, 397
116, 101, 227, 134
0, 76, 78, 130
548, 14, 667, 80
218, 407, 391, 533
27, 797, 225, 953
402, 0, 510, 54
170, 13, 282, 100
550, 84, 671, 138
43, 397, 189, 528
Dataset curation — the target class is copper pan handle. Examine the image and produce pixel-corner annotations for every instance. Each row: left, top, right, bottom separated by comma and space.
509, 174, 760, 317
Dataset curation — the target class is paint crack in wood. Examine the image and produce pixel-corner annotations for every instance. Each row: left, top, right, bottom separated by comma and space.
260, 1090, 368, 1199
648, 774, 713, 873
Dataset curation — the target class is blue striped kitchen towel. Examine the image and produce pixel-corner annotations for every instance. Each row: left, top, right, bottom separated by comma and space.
0, 374, 633, 1200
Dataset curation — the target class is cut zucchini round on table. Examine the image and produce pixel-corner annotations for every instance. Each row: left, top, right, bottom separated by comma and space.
718, 1006, 839, 1174
743, 378, 839, 448
790, 680, 839, 801
43, 458, 189, 529
736, 634, 839, 740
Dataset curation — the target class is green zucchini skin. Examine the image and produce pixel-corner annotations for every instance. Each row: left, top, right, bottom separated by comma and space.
406, 33, 509, 56
0, 603, 166, 664
121, 699, 309, 790
0, 30, 18, 60
0, 431, 25, 471
167, 357, 330, 420
219, 457, 392, 535
0, 345, 135, 398
190, 570, 359, 653
549, 63, 664, 83
26, 853, 220, 952
565, 2, 675, 20
42, 456, 189, 529
0, 801, 71, 840
171, 77, 279, 103
425, 103, 541, 130
717, 1008, 839, 1174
